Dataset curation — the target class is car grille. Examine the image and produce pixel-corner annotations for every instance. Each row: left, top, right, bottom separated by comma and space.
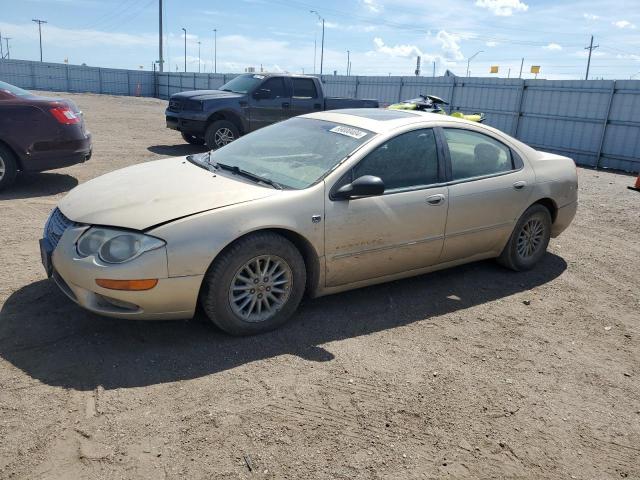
44, 208, 74, 249
168, 99, 182, 112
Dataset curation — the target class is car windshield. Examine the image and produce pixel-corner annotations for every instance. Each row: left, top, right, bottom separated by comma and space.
219, 74, 265, 93
205, 117, 374, 189
0, 81, 32, 97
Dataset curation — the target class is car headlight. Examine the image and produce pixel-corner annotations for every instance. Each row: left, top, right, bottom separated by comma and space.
77, 228, 165, 264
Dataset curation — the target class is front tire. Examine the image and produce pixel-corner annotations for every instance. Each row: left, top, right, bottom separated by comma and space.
200, 232, 306, 335
204, 120, 239, 150
498, 204, 552, 271
181, 132, 205, 145
0, 144, 18, 192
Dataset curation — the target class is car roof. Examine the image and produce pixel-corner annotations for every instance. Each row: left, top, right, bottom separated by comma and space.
302, 108, 539, 157
302, 108, 473, 134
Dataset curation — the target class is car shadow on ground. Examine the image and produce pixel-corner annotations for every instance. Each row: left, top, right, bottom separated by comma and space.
0, 254, 567, 391
147, 144, 208, 157
0, 172, 79, 200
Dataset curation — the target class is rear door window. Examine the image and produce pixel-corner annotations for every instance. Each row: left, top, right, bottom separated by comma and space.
292, 78, 318, 99
443, 129, 515, 180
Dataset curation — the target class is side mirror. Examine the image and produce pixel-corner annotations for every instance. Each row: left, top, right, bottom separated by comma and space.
334, 175, 385, 200
253, 88, 271, 100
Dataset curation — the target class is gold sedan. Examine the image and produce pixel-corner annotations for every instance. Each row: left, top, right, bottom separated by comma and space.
41, 109, 577, 335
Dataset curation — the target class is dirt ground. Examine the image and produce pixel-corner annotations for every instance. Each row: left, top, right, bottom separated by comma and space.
0, 92, 639, 480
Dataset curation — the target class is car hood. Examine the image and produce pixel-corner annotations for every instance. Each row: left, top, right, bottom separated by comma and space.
171, 90, 245, 101
58, 156, 278, 230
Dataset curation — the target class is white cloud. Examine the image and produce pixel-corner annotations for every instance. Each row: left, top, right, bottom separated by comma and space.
543, 43, 562, 51
373, 37, 422, 57
583, 13, 599, 20
486, 41, 498, 47
436, 30, 464, 61
362, 0, 382, 13
613, 20, 637, 29
615, 53, 640, 62
475, 0, 528, 16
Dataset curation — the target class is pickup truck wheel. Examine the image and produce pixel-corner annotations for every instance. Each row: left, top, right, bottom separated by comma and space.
200, 232, 306, 336
181, 132, 205, 145
205, 120, 239, 150
0, 145, 18, 192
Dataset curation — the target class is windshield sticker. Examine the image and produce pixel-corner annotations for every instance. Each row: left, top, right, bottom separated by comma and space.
253, 75, 265, 79
330, 126, 367, 139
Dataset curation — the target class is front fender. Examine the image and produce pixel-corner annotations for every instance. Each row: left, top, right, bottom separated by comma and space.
149, 183, 325, 278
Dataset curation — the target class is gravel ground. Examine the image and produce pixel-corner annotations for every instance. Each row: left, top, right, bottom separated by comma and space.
0, 92, 639, 480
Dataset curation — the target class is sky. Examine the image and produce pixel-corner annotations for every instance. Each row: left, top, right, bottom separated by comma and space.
0, 0, 639, 79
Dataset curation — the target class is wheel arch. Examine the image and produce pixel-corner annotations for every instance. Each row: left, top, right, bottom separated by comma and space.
199, 227, 321, 299
206, 109, 246, 135
0, 138, 23, 170
530, 197, 558, 223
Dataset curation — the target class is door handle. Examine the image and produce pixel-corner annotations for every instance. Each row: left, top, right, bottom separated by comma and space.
426, 194, 445, 205
282, 102, 290, 108
513, 181, 527, 190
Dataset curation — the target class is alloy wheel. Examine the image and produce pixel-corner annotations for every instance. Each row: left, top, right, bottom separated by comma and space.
516, 217, 545, 259
214, 127, 235, 148
0, 156, 5, 180
228, 255, 293, 323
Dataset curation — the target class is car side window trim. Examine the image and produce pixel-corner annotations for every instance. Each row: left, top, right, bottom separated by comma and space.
438, 126, 524, 185
329, 126, 445, 200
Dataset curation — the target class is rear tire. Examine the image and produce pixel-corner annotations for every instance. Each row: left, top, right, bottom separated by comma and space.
0, 144, 18, 192
498, 204, 552, 271
200, 232, 306, 336
204, 120, 239, 150
181, 132, 205, 145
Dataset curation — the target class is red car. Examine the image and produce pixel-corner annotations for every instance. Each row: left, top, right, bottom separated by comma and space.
0, 80, 92, 191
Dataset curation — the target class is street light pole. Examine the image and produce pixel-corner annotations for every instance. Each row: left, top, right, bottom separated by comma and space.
310, 11, 324, 76
346, 50, 350, 76
32, 19, 47, 62
198, 41, 202, 73
158, 0, 163, 72
182, 28, 187, 72
466, 50, 483, 78
213, 29, 217, 74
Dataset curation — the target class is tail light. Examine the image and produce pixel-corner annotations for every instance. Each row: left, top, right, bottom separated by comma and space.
49, 105, 81, 125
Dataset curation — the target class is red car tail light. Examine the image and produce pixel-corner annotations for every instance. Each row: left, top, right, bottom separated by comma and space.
50, 106, 80, 125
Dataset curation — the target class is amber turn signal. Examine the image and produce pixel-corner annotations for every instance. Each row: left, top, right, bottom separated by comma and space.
95, 278, 158, 291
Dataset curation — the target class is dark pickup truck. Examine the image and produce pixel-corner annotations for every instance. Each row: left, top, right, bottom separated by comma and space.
165, 73, 379, 149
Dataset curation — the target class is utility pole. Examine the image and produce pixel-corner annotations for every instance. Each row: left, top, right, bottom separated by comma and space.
507, 67, 511, 78
182, 28, 187, 72
519, 58, 524, 78
4, 38, 11, 59
213, 29, 217, 74
346, 50, 350, 76
197, 41, 201, 73
310, 11, 324, 76
584, 35, 599, 80
0, 31, 4, 59
158, 0, 163, 72
466, 50, 483, 77
32, 19, 47, 62
433, 61, 436, 77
